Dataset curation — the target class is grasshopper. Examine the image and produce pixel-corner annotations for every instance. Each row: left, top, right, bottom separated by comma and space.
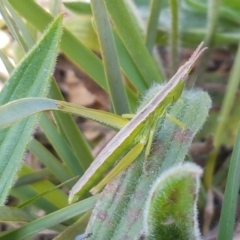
69, 42, 206, 204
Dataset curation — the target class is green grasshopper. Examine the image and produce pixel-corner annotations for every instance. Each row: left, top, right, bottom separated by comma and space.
69, 42, 206, 204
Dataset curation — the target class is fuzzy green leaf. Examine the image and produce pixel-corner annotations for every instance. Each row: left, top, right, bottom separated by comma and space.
144, 163, 202, 240
0, 16, 62, 204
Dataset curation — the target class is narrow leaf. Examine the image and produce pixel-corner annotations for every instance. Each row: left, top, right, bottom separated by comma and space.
91, 0, 129, 114
0, 16, 62, 204
0, 98, 129, 131
28, 138, 72, 185
0, 206, 37, 223
217, 122, 240, 240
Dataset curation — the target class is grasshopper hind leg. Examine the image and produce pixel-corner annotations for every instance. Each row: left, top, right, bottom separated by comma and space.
90, 142, 144, 195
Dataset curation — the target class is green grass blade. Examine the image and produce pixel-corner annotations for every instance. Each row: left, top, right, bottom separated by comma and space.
39, 114, 84, 176
0, 206, 37, 222
114, 31, 148, 93
145, 0, 163, 54
217, 123, 240, 240
0, 97, 129, 131
49, 80, 94, 171
11, 186, 64, 215
105, 0, 164, 84
9, 0, 108, 91
91, 0, 129, 114
28, 138, 73, 186
17, 177, 77, 209
14, 168, 53, 187
0, 206, 66, 237
0, 196, 98, 240
54, 211, 92, 240
0, 16, 62, 204
12, 164, 68, 210
168, 0, 180, 73
63, 1, 92, 15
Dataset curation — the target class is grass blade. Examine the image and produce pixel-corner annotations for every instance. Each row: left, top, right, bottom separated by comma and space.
217, 123, 240, 240
0, 98, 129, 131
145, 0, 163, 54
91, 0, 129, 114
168, 0, 180, 73
39, 114, 84, 176
28, 139, 72, 186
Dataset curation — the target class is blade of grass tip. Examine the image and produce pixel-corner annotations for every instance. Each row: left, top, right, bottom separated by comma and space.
39, 113, 84, 177
91, 0, 130, 114
217, 122, 240, 240
204, 38, 240, 189
49, 80, 93, 171
28, 138, 73, 188
3, 0, 35, 48
1, 196, 98, 240
17, 176, 78, 209
0, 1, 28, 52
145, 0, 163, 54
168, 0, 180, 74
13, 164, 68, 210
104, 0, 164, 84
9, 0, 108, 91
11, 186, 64, 215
